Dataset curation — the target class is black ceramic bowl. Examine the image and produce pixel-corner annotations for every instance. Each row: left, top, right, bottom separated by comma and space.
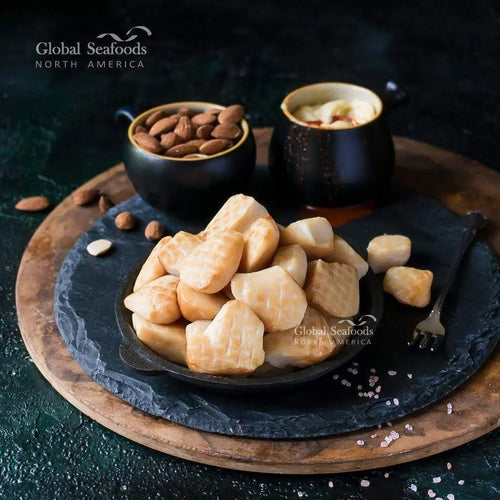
269, 81, 407, 208
116, 102, 256, 217
115, 264, 383, 393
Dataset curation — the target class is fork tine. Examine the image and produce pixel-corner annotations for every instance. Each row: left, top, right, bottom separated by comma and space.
418, 334, 431, 349
408, 330, 423, 347
430, 335, 444, 352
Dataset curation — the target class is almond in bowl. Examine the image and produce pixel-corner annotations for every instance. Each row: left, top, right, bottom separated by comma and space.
118, 102, 256, 216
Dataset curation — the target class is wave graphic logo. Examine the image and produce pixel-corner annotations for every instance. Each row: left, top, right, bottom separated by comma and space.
96, 25, 152, 42
337, 314, 378, 326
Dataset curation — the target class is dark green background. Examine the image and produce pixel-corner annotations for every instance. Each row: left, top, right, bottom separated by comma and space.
1, 1, 498, 498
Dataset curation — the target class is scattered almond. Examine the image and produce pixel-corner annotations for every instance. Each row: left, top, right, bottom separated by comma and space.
115, 211, 136, 230
15, 196, 50, 212
166, 143, 199, 158
218, 104, 244, 123
149, 116, 178, 136
177, 107, 191, 116
212, 122, 242, 140
73, 189, 99, 206
196, 124, 214, 139
135, 125, 148, 134
145, 220, 165, 242
87, 239, 112, 256
144, 110, 164, 127
98, 194, 114, 214
199, 139, 232, 155
133, 133, 162, 154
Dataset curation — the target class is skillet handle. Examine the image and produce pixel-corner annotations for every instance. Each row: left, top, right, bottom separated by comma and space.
383, 81, 409, 112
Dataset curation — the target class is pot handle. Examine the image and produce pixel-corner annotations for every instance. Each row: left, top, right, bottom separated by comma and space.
115, 106, 136, 123
383, 81, 409, 112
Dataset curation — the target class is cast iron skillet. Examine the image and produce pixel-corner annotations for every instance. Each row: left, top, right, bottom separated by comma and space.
115, 264, 383, 393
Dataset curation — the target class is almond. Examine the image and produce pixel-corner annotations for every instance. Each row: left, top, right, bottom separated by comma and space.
196, 124, 214, 139
73, 188, 99, 206
115, 211, 136, 230
211, 122, 242, 140
174, 116, 193, 141
191, 113, 216, 126
87, 239, 112, 256
160, 132, 182, 150
166, 143, 199, 158
218, 104, 244, 123
15, 196, 50, 212
145, 110, 164, 127
134, 133, 162, 154
149, 116, 178, 136
204, 108, 221, 115
98, 194, 114, 214
178, 107, 191, 116
145, 220, 165, 242
185, 139, 207, 150
135, 125, 148, 134
199, 139, 232, 155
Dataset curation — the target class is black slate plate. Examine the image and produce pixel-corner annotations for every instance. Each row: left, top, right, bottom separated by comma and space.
54, 189, 500, 439
115, 264, 383, 392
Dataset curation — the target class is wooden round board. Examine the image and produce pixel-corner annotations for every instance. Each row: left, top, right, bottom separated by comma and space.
16, 130, 500, 474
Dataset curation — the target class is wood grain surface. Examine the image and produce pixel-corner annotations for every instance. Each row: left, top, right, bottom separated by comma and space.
16, 130, 500, 474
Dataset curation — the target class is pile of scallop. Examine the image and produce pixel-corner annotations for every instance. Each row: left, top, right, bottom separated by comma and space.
124, 194, 432, 376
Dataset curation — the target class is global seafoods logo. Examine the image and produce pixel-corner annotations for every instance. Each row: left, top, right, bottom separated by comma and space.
294, 314, 377, 346
35, 26, 152, 69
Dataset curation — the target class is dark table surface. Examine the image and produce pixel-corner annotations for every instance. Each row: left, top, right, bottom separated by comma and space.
1, 1, 498, 498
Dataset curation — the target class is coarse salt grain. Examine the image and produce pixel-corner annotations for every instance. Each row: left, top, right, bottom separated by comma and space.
447, 403, 453, 414
333, 374, 339, 380
370, 368, 376, 373
447, 462, 452, 470
371, 434, 377, 438
387, 421, 393, 426
384, 473, 390, 478
357, 385, 362, 390
386, 400, 391, 406
347, 368, 358, 375
390, 431, 399, 439
458, 480, 464, 485
393, 398, 400, 406
410, 484, 417, 492
433, 477, 441, 483
353, 362, 358, 366
380, 441, 389, 448
298, 492, 303, 498
357, 440, 365, 446
405, 424, 413, 431
428, 490, 436, 498
358, 392, 363, 397
341, 379, 351, 387
360, 480, 370, 487
388, 370, 397, 376
376, 385, 381, 393
447, 495, 455, 500
328, 481, 333, 488
407, 373, 413, 379
374, 394, 379, 399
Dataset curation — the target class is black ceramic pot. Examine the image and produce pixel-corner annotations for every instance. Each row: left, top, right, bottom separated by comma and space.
269, 82, 407, 208
116, 102, 256, 218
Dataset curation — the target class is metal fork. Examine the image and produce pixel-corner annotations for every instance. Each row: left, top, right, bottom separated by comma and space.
408, 211, 488, 351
